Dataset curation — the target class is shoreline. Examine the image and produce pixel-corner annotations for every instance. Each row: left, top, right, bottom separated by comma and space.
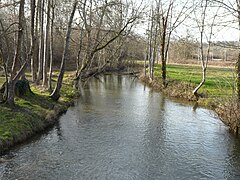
139, 73, 239, 134
0, 69, 238, 153
0, 78, 77, 154
0, 97, 76, 154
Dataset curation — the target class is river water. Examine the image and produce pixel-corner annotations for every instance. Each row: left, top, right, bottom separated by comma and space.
1, 75, 240, 180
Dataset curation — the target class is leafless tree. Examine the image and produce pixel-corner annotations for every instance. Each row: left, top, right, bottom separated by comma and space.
237, 0, 240, 100
0, 19, 10, 102
74, 0, 143, 82
146, 0, 191, 86
48, 0, 56, 91
7, 0, 28, 106
42, 0, 51, 86
50, 0, 78, 100
29, 0, 38, 82
192, 0, 220, 100
210, 0, 240, 100
36, 0, 45, 84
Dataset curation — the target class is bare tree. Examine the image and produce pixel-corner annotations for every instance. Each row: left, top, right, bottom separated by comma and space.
236, 0, 240, 100
48, 0, 56, 91
74, 0, 142, 82
192, 0, 219, 100
50, 0, 78, 100
0, 20, 10, 102
30, 0, 37, 82
36, 0, 45, 84
7, 0, 28, 106
211, 0, 240, 100
42, 0, 51, 86
146, 0, 191, 86
146, 7, 156, 80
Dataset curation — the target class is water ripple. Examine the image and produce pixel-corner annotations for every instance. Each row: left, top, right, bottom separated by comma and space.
1, 75, 240, 180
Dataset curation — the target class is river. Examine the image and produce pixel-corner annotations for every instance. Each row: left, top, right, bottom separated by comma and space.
1, 75, 240, 180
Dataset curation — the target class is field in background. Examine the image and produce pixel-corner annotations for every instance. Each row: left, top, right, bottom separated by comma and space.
154, 64, 235, 98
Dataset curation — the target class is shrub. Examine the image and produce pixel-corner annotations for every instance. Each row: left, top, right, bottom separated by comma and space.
215, 97, 240, 133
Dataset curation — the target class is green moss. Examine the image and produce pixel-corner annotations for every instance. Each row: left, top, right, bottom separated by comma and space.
0, 72, 76, 151
0, 77, 5, 86
0, 107, 33, 141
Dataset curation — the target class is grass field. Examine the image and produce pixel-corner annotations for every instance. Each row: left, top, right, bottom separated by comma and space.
154, 64, 236, 98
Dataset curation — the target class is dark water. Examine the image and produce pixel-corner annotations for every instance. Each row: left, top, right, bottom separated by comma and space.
1, 75, 240, 180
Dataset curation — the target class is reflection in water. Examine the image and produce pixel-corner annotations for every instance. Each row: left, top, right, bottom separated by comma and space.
55, 122, 63, 140
193, 102, 199, 112
1, 75, 240, 180
159, 94, 166, 112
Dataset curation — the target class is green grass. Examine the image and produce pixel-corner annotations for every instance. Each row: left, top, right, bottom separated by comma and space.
0, 72, 76, 149
154, 64, 235, 98
0, 106, 43, 142
0, 76, 5, 85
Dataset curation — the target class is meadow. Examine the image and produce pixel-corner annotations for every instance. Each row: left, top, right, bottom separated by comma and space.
154, 64, 235, 98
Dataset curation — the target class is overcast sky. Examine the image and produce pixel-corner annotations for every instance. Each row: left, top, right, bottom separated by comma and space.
133, 0, 239, 42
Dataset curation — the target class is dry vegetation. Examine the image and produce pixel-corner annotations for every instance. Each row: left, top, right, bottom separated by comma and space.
215, 97, 240, 133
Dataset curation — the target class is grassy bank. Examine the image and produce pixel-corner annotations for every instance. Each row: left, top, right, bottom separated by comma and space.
0, 72, 76, 153
141, 64, 235, 104
165, 64, 233, 96
164, 64, 234, 97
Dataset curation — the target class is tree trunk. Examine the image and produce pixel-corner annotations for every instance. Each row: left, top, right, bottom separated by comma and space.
192, 0, 213, 100
43, 0, 51, 86
30, 0, 36, 82
0, 53, 8, 103
144, 52, 147, 76
76, 25, 84, 77
162, 57, 167, 87
7, 0, 25, 106
193, 67, 206, 101
0, 20, 9, 103
36, 0, 44, 84
50, 0, 78, 101
237, 52, 240, 100
148, 8, 154, 79
33, 0, 40, 82
151, 20, 158, 80
160, 15, 168, 88
237, 3, 240, 101
3, 63, 8, 102
48, 0, 55, 91
161, 28, 167, 87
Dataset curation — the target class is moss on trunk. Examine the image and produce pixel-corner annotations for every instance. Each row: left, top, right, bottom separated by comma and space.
15, 80, 33, 97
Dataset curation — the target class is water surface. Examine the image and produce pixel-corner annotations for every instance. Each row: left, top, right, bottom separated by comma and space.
1, 75, 240, 180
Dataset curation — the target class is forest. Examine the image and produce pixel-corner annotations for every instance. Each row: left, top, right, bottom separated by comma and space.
0, 0, 240, 150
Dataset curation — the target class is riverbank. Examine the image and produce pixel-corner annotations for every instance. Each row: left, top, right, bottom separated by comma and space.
0, 73, 77, 153
139, 63, 239, 133
2, 75, 239, 180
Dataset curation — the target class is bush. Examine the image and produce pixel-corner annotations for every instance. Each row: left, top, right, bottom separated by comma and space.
215, 97, 240, 133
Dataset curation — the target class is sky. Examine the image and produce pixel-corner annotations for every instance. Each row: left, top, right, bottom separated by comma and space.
132, 0, 239, 42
